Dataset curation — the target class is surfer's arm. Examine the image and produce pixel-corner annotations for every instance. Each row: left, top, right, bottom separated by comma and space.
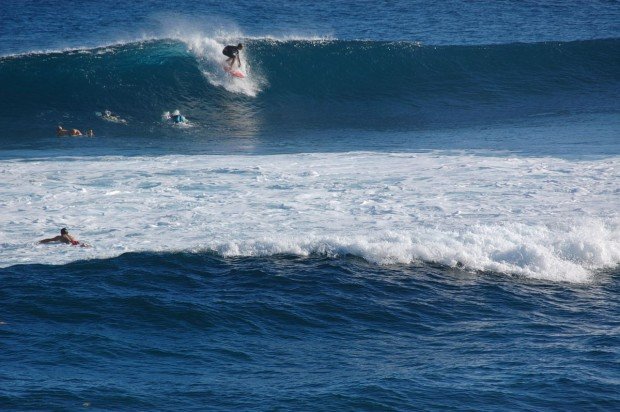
39, 236, 62, 244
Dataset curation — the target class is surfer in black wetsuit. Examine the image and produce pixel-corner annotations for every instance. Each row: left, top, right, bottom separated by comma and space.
223, 43, 243, 68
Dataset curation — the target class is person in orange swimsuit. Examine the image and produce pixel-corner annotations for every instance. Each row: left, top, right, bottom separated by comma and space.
56, 126, 83, 136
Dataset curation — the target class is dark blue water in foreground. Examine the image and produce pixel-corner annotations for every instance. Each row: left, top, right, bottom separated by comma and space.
1, 1, 619, 410
2, 254, 619, 410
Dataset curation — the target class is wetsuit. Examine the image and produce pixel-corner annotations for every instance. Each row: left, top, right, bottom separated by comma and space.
222, 45, 239, 58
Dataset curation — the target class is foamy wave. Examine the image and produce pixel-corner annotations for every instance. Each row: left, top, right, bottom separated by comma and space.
202, 220, 619, 282
1, 152, 618, 282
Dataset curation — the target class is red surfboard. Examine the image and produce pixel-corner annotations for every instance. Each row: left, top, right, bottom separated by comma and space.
223, 65, 245, 78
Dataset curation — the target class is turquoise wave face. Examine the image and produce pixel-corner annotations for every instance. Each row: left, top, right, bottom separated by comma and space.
0, 38, 618, 141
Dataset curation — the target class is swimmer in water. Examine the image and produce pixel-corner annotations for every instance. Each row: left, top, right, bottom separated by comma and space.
56, 126, 82, 136
163, 110, 186, 124
39, 228, 88, 247
170, 109, 186, 124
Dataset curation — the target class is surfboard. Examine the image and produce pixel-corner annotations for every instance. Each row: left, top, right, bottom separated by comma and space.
223, 65, 245, 78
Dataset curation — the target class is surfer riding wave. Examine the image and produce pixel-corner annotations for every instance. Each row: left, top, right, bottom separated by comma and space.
222, 43, 243, 68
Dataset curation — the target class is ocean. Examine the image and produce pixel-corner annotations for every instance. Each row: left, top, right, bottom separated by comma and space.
1, 1, 619, 410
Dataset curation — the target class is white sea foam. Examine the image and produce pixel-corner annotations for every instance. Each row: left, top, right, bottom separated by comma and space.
1, 152, 618, 282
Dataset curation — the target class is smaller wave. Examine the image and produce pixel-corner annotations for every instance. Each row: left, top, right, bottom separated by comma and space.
203, 220, 618, 283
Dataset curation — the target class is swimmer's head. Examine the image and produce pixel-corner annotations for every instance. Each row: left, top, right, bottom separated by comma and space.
61, 228, 68, 235
237, 43, 243, 49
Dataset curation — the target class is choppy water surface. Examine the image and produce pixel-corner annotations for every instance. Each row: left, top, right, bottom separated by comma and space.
1, 1, 618, 410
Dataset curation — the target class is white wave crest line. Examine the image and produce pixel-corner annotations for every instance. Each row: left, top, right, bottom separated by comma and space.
0, 31, 341, 59
0, 36, 165, 59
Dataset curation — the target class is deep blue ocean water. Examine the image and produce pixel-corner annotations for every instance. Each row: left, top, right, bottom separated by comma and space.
1, 1, 619, 410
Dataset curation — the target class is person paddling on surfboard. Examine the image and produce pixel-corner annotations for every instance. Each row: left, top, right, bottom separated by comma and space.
223, 43, 243, 68
39, 228, 88, 247
56, 125, 82, 137
171, 110, 186, 124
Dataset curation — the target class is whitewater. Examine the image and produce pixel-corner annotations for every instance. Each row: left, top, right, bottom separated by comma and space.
2, 152, 617, 282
